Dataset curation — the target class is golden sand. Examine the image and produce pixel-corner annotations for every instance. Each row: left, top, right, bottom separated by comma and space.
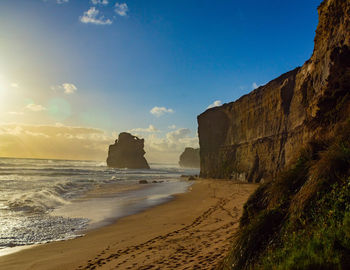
0, 180, 257, 270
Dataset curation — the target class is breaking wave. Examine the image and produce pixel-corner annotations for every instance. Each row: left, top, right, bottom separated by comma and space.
0, 157, 199, 250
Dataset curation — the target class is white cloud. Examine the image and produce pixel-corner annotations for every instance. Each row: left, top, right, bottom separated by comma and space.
168, 124, 176, 130
0, 124, 113, 160
10, 83, 19, 88
207, 100, 222, 109
55, 122, 64, 127
25, 103, 47, 112
56, 0, 69, 4
80, 7, 112, 25
51, 83, 77, 94
91, 0, 108, 5
25, 130, 50, 138
7, 111, 24, 115
150, 106, 174, 117
115, 3, 128, 16
128, 125, 159, 133
166, 128, 191, 142
111, 131, 119, 139
252, 82, 259, 89
144, 128, 199, 163
62, 83, 77, 94
0, 126, 23, 136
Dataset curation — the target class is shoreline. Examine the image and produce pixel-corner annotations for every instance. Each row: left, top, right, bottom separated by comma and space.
0, 179, 257, 270
0, 180, 191, 257
0, 184, 140, 257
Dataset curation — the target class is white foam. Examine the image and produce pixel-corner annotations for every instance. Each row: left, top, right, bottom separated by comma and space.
0, 157, 198, 250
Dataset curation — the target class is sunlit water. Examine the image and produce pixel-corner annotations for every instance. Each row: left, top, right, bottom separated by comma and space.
0, 157, 198, 252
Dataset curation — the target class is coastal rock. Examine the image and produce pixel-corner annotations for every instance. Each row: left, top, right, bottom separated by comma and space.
139, 180, 148, 184
198, 0, 350, 182
179, 148, 200, 168
107, 132, 150, 169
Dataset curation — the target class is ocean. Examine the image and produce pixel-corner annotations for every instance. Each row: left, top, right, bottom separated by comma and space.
0, 157, 198, 253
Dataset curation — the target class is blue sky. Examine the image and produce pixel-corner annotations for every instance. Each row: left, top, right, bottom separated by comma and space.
0, 0, 323, 162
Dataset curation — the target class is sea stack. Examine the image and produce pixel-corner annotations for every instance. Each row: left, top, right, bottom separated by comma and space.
179, 148, 200, 168
107, 132, 150, 169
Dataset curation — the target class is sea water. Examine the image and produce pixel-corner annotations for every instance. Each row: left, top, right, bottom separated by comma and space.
0, 157, 198, 252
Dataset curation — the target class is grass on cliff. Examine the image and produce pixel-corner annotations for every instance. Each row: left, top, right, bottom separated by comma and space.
219, 120, 350, 270
262, 179, 350, 270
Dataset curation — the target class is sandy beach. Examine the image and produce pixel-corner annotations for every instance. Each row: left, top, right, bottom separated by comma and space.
0, 180, 257, 270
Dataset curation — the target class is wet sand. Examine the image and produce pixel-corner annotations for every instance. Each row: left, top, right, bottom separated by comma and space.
0, 179, 257, 270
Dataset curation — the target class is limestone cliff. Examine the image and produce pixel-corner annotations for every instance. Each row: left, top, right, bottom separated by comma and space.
179, 148, 200, 168
107, 132, 150, 169
198, 0, 350, 181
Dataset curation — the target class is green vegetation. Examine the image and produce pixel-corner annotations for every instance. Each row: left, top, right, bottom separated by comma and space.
262, 179, 350, 270
219, 120, 350, 270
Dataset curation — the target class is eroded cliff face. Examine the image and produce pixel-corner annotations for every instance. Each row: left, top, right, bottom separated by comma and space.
198, 0, 350, 181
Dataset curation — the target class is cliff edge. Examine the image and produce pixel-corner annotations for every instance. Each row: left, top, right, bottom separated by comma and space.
210, 0, 350, 269
198, 0, 350, 182
107, 132, 150, 169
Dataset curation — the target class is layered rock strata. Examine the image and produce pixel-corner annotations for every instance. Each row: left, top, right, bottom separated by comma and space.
198, 0, 350, 181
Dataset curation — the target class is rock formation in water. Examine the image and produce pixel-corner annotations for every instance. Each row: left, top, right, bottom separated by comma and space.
107, 132, 150, 169
179, 148, 200, 168
198, 0, 350, 182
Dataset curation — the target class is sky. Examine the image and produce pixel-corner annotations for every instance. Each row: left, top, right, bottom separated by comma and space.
0, 0, 322, 163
